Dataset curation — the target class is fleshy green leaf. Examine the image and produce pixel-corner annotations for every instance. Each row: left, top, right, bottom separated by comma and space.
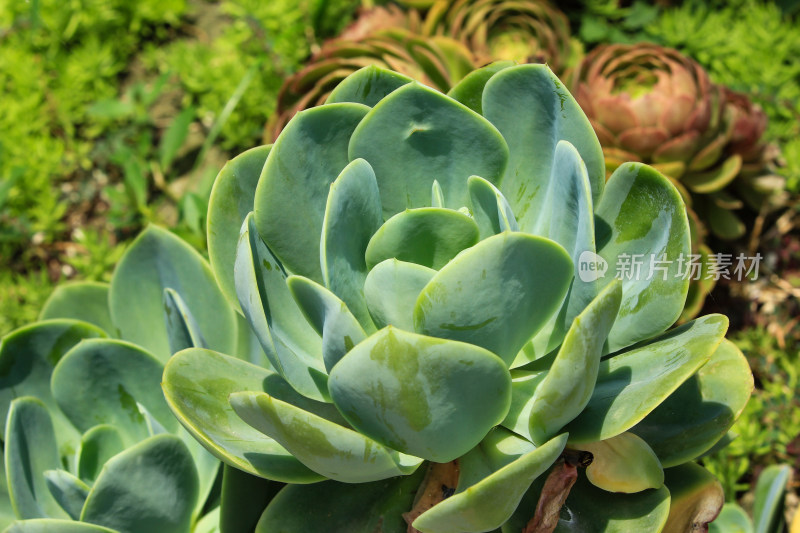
109, 225, 236, 363
219, 465, 282, 533
230, 390, 422, 483
467, 175, 518, 240
51, 339, 176, 446
413, 434, 567, 533
707, 201, 746, 240
565, 314, 728, 443
482, 64, 605, 233
528, 280, 621, 445
363, 259, 436, 331
447, 61, 516, 114
5, 398, 67, 520
526, 141, 599, 359
161, 348, 329, 483
753, 464, 791, 533
320, 158, 382, 331
0, 459, 16, 529
570, 433, 664, 493
0, 320, 104, 449
233, 312, 271, 367
255, 471, 425, 533
43, 470, 89, 520
326, 65, 413, 107
3, 521, 116, 533
234, 213, 327, 402
328, 327, 511, 462
349, 82, 509, 217
38, 282, 114, 336
163, 288, 207, 354
286, 275, 366, 372
414, 232, 573, 365
431, 180, 445, 208
207, 145, 271, 312
80, 435, 198, 533
630, 339, 753, 467
501, 370, 548, 444
77, 425, 125, 483
254, 103, 369, 281
594, 163, 691, 352
194, 508, 221, 533
479, 427, 538, 472
365, 208, 480, 270
708, 503, 753, 533
683, 154, 742, 194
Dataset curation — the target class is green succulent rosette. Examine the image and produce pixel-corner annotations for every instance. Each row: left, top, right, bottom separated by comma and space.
0, 224, 271, 532
162, 64, 753, 532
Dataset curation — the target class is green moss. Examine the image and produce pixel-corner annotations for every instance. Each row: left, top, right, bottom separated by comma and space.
0, 0, 360, 330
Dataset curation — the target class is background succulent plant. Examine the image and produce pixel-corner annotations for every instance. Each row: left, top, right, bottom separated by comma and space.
0, 225, 271, 532
160, 63, 754, 531
420, 0, 577, 73
265, 10, 474, 141
570, 42, 779, 242
267, 0, 577, 141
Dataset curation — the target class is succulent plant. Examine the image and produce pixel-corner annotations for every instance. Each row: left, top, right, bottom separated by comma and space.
570, 43, 779, 243
266, 18, 474, 141
160, 64, 753, 532
0, 225, 272, 532
420, 0, 577, 73
267, 0, 577, 141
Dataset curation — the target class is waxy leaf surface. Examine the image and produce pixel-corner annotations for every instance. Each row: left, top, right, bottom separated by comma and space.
207, 144, 271, 311
415, 232, 573, 365
566, 314, 728, 443
162, 348, 331, 483
230, 390, 422, 482
109, 225, 236, 363
349, 82, 508, 217
328, 327, 511, 462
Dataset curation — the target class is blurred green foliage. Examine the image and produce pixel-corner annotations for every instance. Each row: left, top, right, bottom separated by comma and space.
0, 0, 186, 241
0, 0, 360, 335
702, 327, 800, 501
576, 0, 800, 192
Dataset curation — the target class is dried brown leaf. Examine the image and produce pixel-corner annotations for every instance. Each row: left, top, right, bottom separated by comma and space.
523, 460, 578, 533
402, 461, 459, 533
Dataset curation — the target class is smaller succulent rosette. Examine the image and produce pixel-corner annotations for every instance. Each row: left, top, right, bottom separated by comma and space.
268, 0, 578, 142
420, 0, 577, 73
